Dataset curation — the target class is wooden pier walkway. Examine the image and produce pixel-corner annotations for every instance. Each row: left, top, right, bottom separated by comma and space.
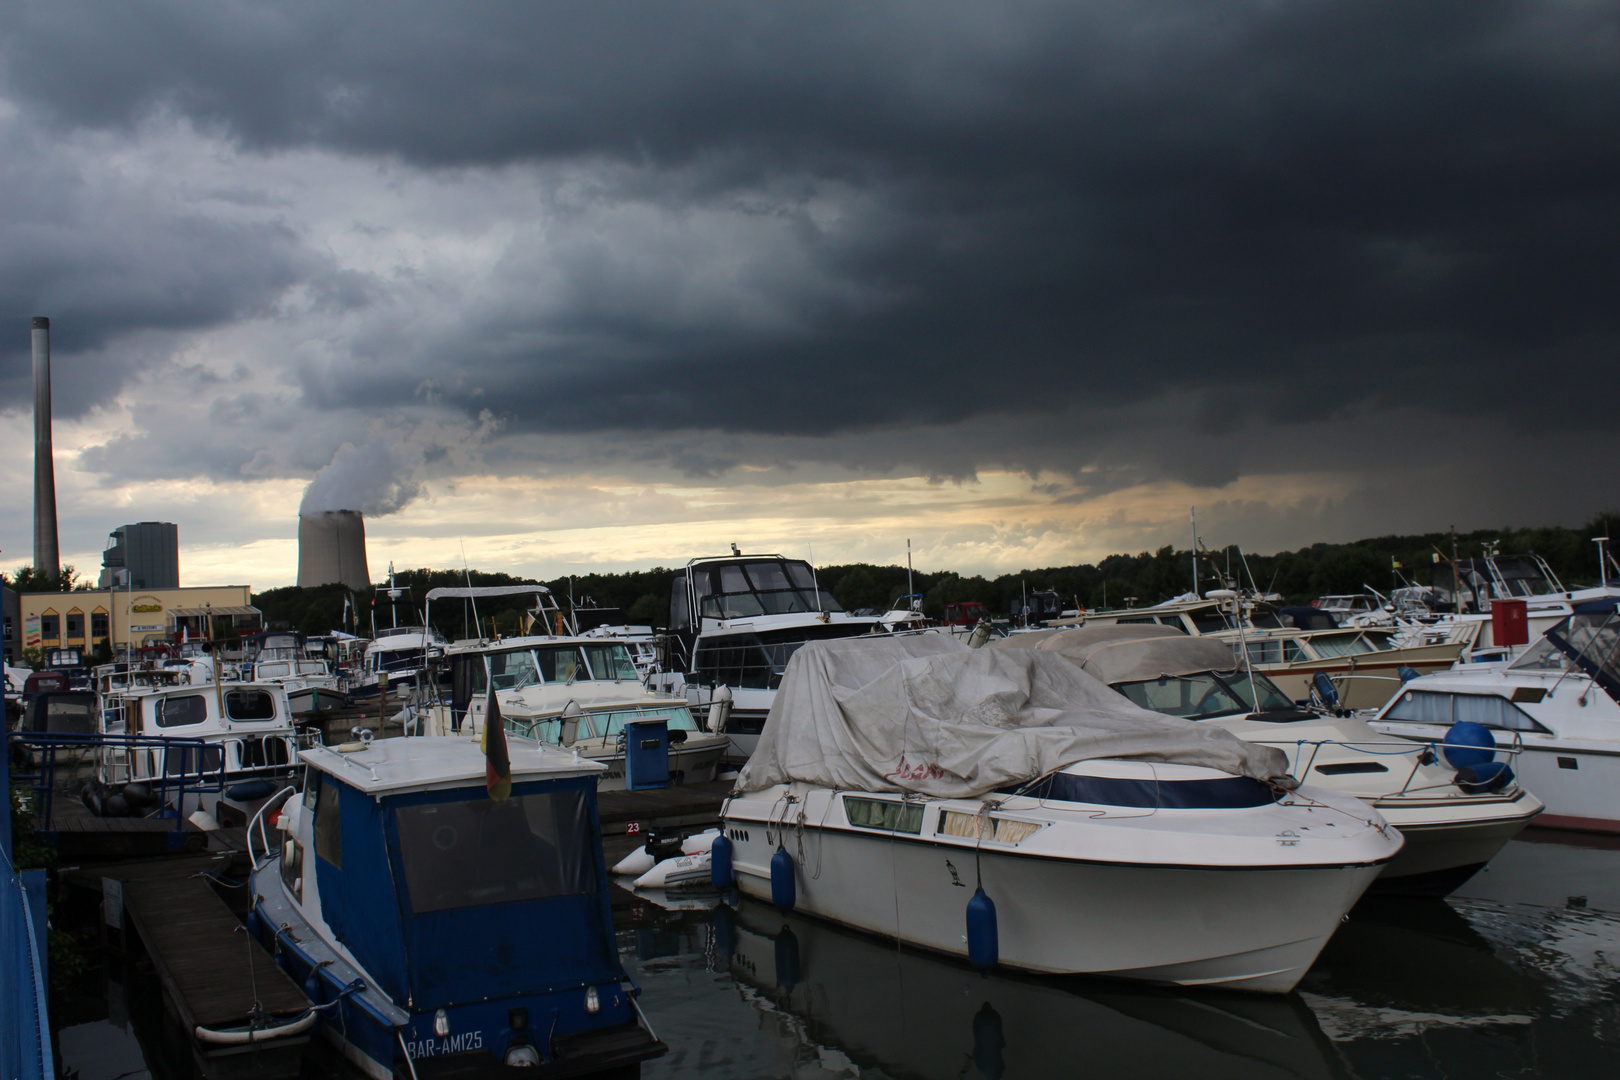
63, 857, 311, 1079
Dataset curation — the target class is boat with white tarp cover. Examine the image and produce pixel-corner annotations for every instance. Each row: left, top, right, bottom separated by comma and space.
715, 634, 1402, 994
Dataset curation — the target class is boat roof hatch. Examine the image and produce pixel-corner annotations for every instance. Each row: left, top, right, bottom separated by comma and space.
301, 736, 603, 795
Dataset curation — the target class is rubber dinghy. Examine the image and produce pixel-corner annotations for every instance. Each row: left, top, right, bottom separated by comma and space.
717, 635, 1402, 994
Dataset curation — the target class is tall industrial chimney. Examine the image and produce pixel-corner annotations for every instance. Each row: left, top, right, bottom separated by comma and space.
32, 317, 59, 581
297, 510, 371, 590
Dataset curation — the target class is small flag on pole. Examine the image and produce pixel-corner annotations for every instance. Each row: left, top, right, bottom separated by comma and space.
482, 686, 513, 802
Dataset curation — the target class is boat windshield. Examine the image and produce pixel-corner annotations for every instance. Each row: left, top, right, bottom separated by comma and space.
694, 559, 844, 620
509, 705, 698, 742
1306, 632, 1384, 659
1543, 608, 1620, 701
393, 789, 596, 914
1115, 670, 1294, 720
479, 643, 641, 692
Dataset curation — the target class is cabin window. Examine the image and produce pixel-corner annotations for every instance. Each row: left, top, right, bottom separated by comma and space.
581, 644, 638, 681
394, 790, 595, 913
1189, 612, 1227, 633
155, 694, 209, 728
314, 780, 343, 868
534, 647, 589, 683
238, 737, 291, 768
1309, 633, 1379, 659
843, 797, 924, 834
1383, 690, 1551, 734
487, 649, 541, 690
281, 838, 304, 903
257, 662, 292, 679
1010, 772, 1280, 809
587, 707, 698, 740
38, 697, 96, 734
1116, 674, 1252, 719
225, 690, 277, 721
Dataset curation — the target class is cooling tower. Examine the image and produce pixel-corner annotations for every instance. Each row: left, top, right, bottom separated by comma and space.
297, 510, 371, 590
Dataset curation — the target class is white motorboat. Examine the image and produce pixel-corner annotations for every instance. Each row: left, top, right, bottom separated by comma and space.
241, 630, 348, 714
719, 636, 1401, 994
353, 625, 447, 699
420, 585, 729, 788
649, 552, 882, 762
88, 678, 303, 826
1081, 595, 1467, 710
997, 625, 1543, 894
1367, 598, 1620, 833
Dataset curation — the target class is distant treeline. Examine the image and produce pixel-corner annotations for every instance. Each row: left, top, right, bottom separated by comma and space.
254, 512, 1620, 636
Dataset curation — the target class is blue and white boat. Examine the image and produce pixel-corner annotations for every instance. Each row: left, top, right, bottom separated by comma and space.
249, 736, 666, 1078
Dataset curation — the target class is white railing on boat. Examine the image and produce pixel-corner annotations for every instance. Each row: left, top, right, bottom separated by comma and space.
246, 785, 298, 867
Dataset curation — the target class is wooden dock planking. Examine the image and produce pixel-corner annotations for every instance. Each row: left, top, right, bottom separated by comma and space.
123, 873, 310, 1030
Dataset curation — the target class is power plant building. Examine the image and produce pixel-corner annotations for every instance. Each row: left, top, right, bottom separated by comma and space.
99, 521, 181, 589
297, 510, 371, 590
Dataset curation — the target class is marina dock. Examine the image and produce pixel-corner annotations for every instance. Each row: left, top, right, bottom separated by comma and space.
62, 856, 312, 1079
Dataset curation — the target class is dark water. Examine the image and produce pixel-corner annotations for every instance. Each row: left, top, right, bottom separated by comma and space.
53, 834, 1620, 1080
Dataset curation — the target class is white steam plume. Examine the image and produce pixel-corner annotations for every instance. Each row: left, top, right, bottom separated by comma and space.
299, 413, 501, 517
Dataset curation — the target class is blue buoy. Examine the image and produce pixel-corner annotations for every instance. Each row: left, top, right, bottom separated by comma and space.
711, 832, 735, 887
303, 966, 323, 1003
1456, 760, 1514, 793
1398, 665, 1421, 683
245, 909, 262, 942
1311, 672, 1340, 710
966, 887, 998, 972
1442, 721, 1496, 770
773, 926, 800, 991
770, 846, 796, 912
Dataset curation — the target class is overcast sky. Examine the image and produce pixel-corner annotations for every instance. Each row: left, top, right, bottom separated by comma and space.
2, 1, 1617, 588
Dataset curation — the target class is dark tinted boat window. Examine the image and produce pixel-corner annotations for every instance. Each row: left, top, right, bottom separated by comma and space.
225, 690, 277, 721
1010, 772, 1280, 809
314, 779, 342, 868
395, 790, 595, 913
156, 694, 209, 728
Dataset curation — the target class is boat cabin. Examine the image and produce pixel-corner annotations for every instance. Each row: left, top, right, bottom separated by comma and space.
259, 738, 663, 1076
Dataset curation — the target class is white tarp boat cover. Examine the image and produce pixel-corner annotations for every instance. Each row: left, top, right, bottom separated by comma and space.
736, 635, 1290, 797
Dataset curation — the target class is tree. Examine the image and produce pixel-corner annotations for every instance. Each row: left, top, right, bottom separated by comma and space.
6, 564, 83, 592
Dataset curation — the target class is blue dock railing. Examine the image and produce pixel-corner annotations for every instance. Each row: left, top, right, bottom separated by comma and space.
4, 672, 55, 1080
6, 730, 230, 849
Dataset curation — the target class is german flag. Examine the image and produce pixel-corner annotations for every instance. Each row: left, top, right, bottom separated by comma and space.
482, 686, 513, 802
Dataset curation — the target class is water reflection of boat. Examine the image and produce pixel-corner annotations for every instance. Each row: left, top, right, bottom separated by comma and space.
722, 900, 1354, 1080
1299, 898, 1550, 1032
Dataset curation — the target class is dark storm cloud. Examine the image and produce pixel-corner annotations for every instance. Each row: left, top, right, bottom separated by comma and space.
4, 1, 1620, 457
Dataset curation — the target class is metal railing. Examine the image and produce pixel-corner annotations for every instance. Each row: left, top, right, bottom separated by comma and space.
246, 785, 298, 867
5, 731, 229, 842
1273, 731, 1527, 797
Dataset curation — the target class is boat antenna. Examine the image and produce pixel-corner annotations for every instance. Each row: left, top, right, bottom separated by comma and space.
907, 538, 913, 600
460, 540, 483, 640
808, 543, 824, 615
1596, 535, 1611, 590
1190, 506, 1198, 597
1237, 545, 1260, 596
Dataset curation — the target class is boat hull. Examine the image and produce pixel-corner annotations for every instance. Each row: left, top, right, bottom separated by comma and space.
1367, 791, 1542, 894
725, 818, 1383, 994
1368, 724, 1620, 834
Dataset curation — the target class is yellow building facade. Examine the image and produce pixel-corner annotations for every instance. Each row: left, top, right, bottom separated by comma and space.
19, 585, 261, 654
